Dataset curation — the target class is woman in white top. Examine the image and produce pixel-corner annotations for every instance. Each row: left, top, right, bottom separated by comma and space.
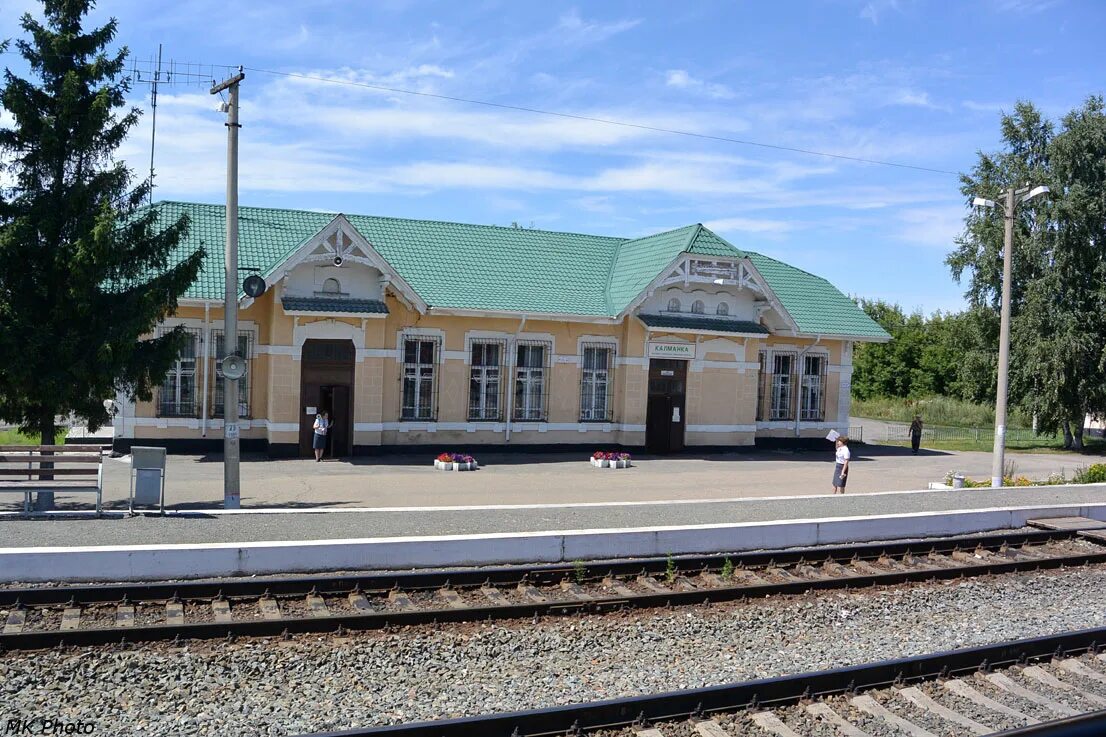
312, 412, 329, 462
832, 436, 850, 494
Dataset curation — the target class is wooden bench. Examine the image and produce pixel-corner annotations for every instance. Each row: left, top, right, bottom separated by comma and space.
0, 445, 107, 516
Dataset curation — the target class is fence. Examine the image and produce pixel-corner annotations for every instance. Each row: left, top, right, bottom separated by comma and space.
880, 423, 1048, 443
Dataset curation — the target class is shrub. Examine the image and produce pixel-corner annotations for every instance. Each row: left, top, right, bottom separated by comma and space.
1074, 464, 1106, 484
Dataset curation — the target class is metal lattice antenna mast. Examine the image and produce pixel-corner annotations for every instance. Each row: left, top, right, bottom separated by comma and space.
148, 44, 162, 204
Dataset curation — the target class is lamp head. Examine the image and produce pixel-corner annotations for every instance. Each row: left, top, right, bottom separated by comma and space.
972, 197, 997, 209
1022, 185, 1050, 203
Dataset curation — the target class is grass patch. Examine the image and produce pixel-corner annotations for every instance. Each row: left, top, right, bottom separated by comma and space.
0, 428, 69, 445
885, 435, 1106, 455
852, 395, 1032, 428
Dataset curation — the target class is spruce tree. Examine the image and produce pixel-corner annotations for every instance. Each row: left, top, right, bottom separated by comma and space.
0, 0, 202, 504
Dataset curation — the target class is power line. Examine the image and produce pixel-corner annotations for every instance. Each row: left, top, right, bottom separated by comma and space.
242, 66, 959, 176
2, 48, 958, 176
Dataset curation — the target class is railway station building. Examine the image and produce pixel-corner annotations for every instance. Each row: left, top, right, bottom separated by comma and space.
112, 202, 889, 456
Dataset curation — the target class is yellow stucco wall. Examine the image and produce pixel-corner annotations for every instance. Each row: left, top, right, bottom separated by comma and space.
129, 288, 853, 452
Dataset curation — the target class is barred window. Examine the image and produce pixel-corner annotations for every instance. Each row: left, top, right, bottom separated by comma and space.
716, 302, 730, 316
667, 297, 681, 313
213, 330, 254, 418
691, 299, 705, 315
468, 340, 504, 421
580, 344, 615, 421
769, 352, 797, 421
513, 341, 549, 421
799, 354, 827, 421
755, 350, 767, 422
402, 337, 439, 421
158, 327, 202, 417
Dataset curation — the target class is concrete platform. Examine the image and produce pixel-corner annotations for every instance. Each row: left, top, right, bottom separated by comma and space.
2, 484, 1106, 582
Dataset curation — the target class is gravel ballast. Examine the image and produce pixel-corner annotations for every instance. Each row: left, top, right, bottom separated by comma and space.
3, 566, 1106, 736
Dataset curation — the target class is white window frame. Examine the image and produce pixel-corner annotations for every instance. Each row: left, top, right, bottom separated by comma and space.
579, 344, 615, 422
212, 329, 254, 419
716, 302, 730, 316
513, 340, 550, 421
769, 352, 796, 422
468, 340, 505, 421
666, 297, 681, 313
691, 299, 705, 315
158, 327, 202, 418
799, 354, 827, 422
401, 336, 440, 421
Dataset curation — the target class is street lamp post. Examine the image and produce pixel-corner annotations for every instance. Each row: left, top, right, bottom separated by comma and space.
972, 184, 1049, 487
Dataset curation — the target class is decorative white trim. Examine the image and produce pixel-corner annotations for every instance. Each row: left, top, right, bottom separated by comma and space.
462, 331, 513, 365
690, 360, 744, 372
354, 421, 646, 433
291, 319, 365, 360
756, 420, 842, 430
267, 214, 427, 313
357, 348, 397, 360
575, 334, 619, 354
395, 328, 446, 364
616, 356, 648, 367
686, 424, 757, 433
428, 307, 618, 324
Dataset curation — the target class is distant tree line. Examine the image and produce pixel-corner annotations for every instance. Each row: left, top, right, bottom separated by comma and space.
854, 97, 1106, 449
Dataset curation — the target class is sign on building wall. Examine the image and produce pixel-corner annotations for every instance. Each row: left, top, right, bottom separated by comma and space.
647, 342, 695, 359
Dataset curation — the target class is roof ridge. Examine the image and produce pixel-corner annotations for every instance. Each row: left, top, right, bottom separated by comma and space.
153, 200, 627, 243
603, 237, 625, 316
680, 223, 703, 253
620, 222, 700, 244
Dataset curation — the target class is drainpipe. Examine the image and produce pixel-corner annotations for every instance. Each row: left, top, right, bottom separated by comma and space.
201, 302, 211, 437
794, 335, 822, 437
504, 316, 527, 443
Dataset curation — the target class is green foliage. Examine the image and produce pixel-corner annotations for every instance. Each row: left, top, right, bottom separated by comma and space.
572, 559, 586, 585
1073, 464, 1106, 484
0, 427, 67, 445
851, 395, 1031, 428
664, 553, 677, 583
0, 1, 203, 446
720, 558, 735, 580
948, 97, 1106, 438
852, 299, 1001, 405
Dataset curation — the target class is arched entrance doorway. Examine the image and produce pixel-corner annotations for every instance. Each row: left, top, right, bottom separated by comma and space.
298, 339, 354, 458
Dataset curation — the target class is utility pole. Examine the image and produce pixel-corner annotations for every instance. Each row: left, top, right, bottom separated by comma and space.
991, 187, 1016, 488
211, 68, 245, 510
973, 184, 1049, 488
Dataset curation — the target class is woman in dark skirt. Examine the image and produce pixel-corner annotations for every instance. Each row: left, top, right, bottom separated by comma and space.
831, 436, 850, 494
312, 411, 329, 462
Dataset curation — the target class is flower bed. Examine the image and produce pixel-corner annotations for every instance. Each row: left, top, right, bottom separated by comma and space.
434, 452, 478, 471
590, 451, 631, 469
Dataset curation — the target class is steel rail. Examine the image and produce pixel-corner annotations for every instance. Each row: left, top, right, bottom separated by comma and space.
986, 710, 1106, 736
0, 529, 1081, 606
298, 626, 1106, 737
1, 531, 1104, 651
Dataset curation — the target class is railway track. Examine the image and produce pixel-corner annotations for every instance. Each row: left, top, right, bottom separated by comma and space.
301, 626, 1106, 737
2, 529, 1105, 651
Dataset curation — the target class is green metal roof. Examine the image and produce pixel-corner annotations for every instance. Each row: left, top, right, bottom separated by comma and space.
281, 297, 388, 314
153, 201, 887, 339
745, 252, 888, 338
637, 314, 768, 335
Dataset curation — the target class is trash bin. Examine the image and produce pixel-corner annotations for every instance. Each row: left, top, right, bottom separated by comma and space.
129, 446, 167, 514
952, 473, 966, 489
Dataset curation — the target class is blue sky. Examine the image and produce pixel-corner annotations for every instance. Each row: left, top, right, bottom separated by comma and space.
2, 0, 1104, 313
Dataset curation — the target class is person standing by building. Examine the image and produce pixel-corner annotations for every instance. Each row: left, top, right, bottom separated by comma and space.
312, 411, 330, 462
831, 436, 850, 494
909, 415, 924, 455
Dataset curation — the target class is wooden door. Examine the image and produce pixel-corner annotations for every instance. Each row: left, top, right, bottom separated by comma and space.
331, 384, 351, 457
646, 359, 687, 454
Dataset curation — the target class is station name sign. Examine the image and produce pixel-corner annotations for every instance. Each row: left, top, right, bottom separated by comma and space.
647, 342, 694, 359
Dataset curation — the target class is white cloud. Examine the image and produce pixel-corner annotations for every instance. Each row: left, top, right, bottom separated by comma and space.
665, 69, 735, 99
860, 0, 901, 24
891, 89, 938, 109
556, 9, 642, 43
894, 205, 967, 249
704, 217, 796, 235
